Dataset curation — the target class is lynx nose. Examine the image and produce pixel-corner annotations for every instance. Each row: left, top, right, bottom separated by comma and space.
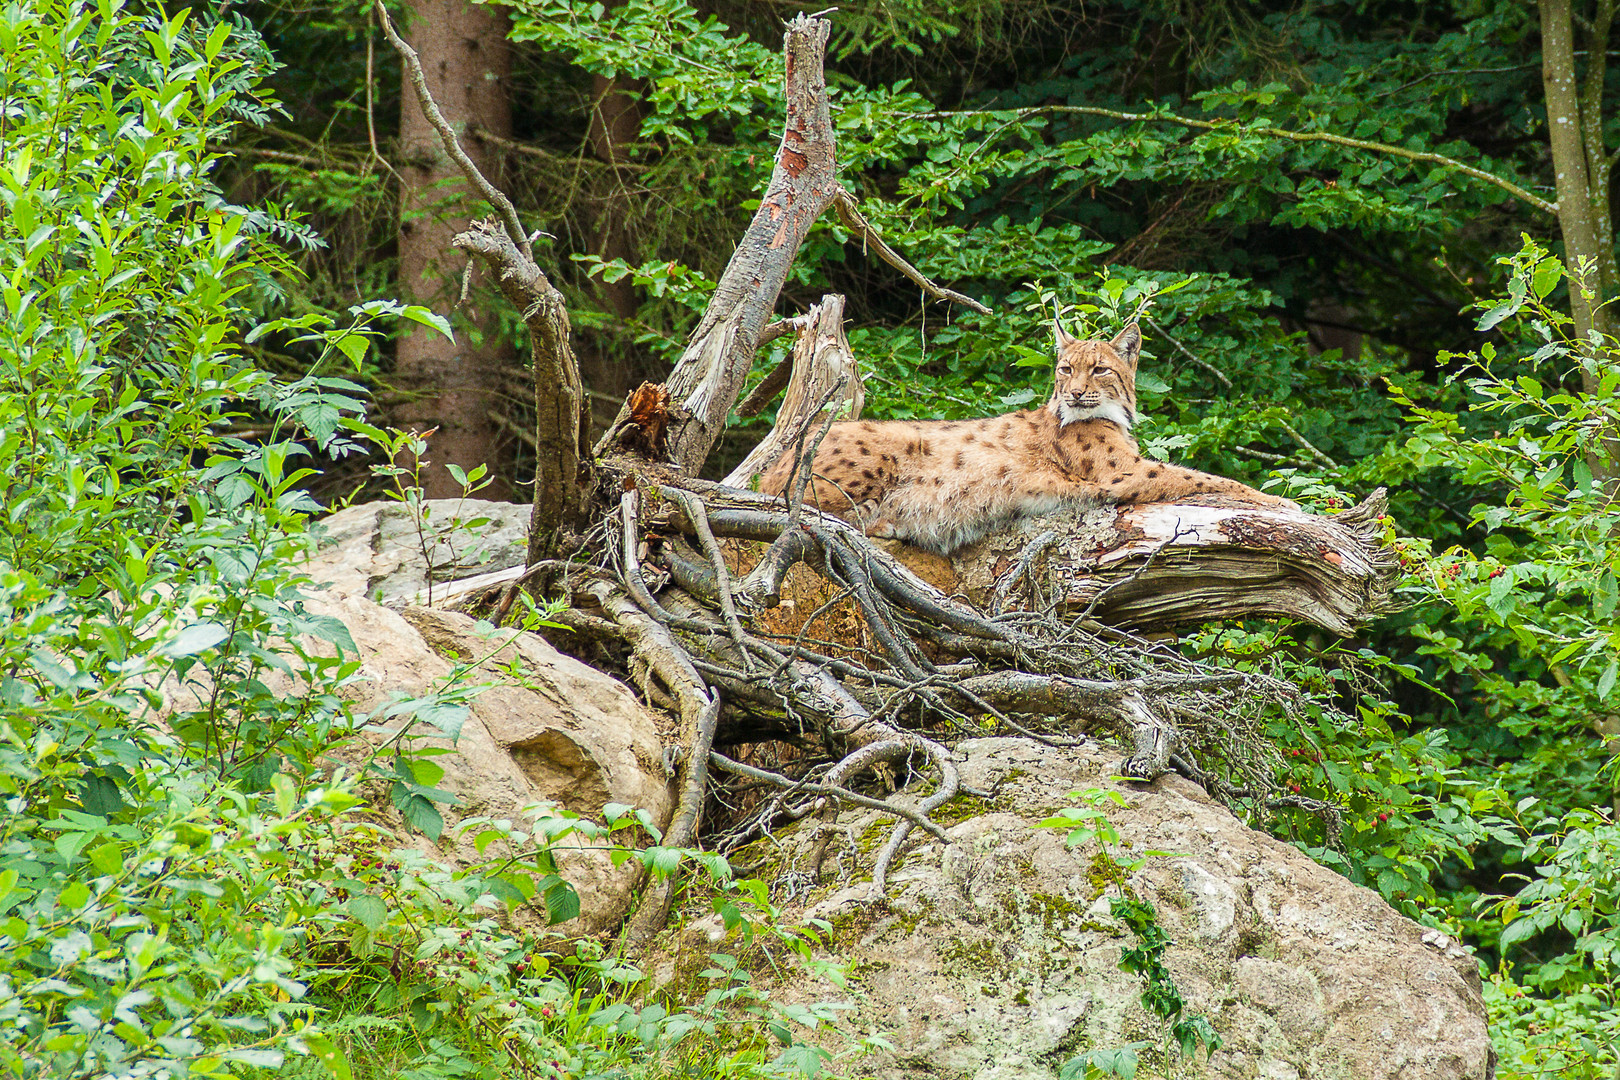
1073, 390, 1101, 407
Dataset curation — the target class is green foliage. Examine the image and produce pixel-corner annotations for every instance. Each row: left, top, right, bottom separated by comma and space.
1373, 239, 1620, 1077
0, 3, 849, 1079
1040, 791, 1222, 1078
1397, 240, 1620, 776
276, 805, 852, 1080
1481, 807, 1620, 1078
0, 0, 373, 1071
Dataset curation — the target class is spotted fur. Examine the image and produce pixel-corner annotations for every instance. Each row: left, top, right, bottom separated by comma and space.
759, 322, 1295, 554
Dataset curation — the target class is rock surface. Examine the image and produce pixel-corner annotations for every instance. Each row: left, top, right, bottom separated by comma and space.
306, 498, 531, 606
674, 738, 1492, 1080
288, 500, 675, 933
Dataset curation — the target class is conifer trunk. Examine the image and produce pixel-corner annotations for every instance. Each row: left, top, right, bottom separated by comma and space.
395, 0, 514, 499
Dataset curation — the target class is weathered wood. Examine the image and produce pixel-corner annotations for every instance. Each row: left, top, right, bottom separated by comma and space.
722, 294, 863, 489
451, 219, 589, 562
636, 15, 838, 475
951, 489, 1400, 636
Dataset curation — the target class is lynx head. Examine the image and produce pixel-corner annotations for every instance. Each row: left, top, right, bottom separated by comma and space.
1046, 321, 1141, 429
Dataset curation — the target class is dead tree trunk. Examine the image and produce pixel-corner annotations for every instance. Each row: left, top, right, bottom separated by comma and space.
957, 490, 1401, 635
604, 17, 839, 476
374, 0, 590, 561
722, 294, 863, 489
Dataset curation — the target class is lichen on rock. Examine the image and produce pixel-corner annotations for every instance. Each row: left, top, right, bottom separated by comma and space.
670, 737, 1492, 1080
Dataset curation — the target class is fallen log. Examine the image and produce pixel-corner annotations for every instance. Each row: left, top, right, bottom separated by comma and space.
952, 488, 1400, 635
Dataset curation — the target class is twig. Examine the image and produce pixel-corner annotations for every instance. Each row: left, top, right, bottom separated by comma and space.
669, 489, 756, 672
992, 529, 1059, 614
619, 489, 676, 621
786, 378, 850, 522
709, 752, 948, 840
1142, 314, 1233, 389
1273, 418, 1338, 469
736, 316, 815, 417
833, 189, 992, 314
364, 11, 405, 187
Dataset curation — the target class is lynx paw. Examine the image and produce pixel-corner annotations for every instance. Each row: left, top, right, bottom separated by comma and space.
866, 518, 902, 540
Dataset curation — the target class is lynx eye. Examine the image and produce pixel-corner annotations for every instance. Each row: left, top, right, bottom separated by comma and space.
1094, 367, 1111, 376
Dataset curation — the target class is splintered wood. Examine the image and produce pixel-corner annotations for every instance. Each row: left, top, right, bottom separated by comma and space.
723, 294, 864, 490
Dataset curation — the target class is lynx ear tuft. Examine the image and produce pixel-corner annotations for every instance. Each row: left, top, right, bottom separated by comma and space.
1111, 322, 1142, 369
1054, 316, 1079, 350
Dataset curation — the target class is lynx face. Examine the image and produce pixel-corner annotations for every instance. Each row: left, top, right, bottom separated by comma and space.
1047, 321, 1141, 430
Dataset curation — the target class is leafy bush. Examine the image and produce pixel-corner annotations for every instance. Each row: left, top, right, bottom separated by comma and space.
0, 2, 849, 1078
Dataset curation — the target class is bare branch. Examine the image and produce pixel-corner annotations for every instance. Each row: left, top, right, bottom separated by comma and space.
833, 190, 992, 314
910, 102, 1558, 217
709, 751, 949, 840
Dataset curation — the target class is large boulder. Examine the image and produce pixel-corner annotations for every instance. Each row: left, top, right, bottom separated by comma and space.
669, 738, 1492, 1080
292, 500, 675, 933
305, 498, 531, 606
311, 597, 675, 933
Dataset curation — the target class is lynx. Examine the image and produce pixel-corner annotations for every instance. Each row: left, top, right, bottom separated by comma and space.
758, 321, 1296, 554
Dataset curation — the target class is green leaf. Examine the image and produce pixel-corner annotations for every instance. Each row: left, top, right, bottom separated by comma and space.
1595, 570, 1617, 620
1598, 661, 1618, 702
1531, 259, 1563, 299
299, 1032, 353, 1080
1475, 301, 1519, 332
543, 879, 581, 924
392, 785, 445, 841
348, 894, 387, 930
79, 773, 123, 816
272, 772, 297, 816
162, 621, 228, 657
400, 304, 454, 341
87, 842, 124, 877
1486, 571, 1516, 618
1573, 458, 1594, 494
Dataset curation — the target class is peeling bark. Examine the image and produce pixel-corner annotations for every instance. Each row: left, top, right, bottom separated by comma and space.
722, 294, 864, 489
951, 489, 1400, 636
618, 16, 839, 476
